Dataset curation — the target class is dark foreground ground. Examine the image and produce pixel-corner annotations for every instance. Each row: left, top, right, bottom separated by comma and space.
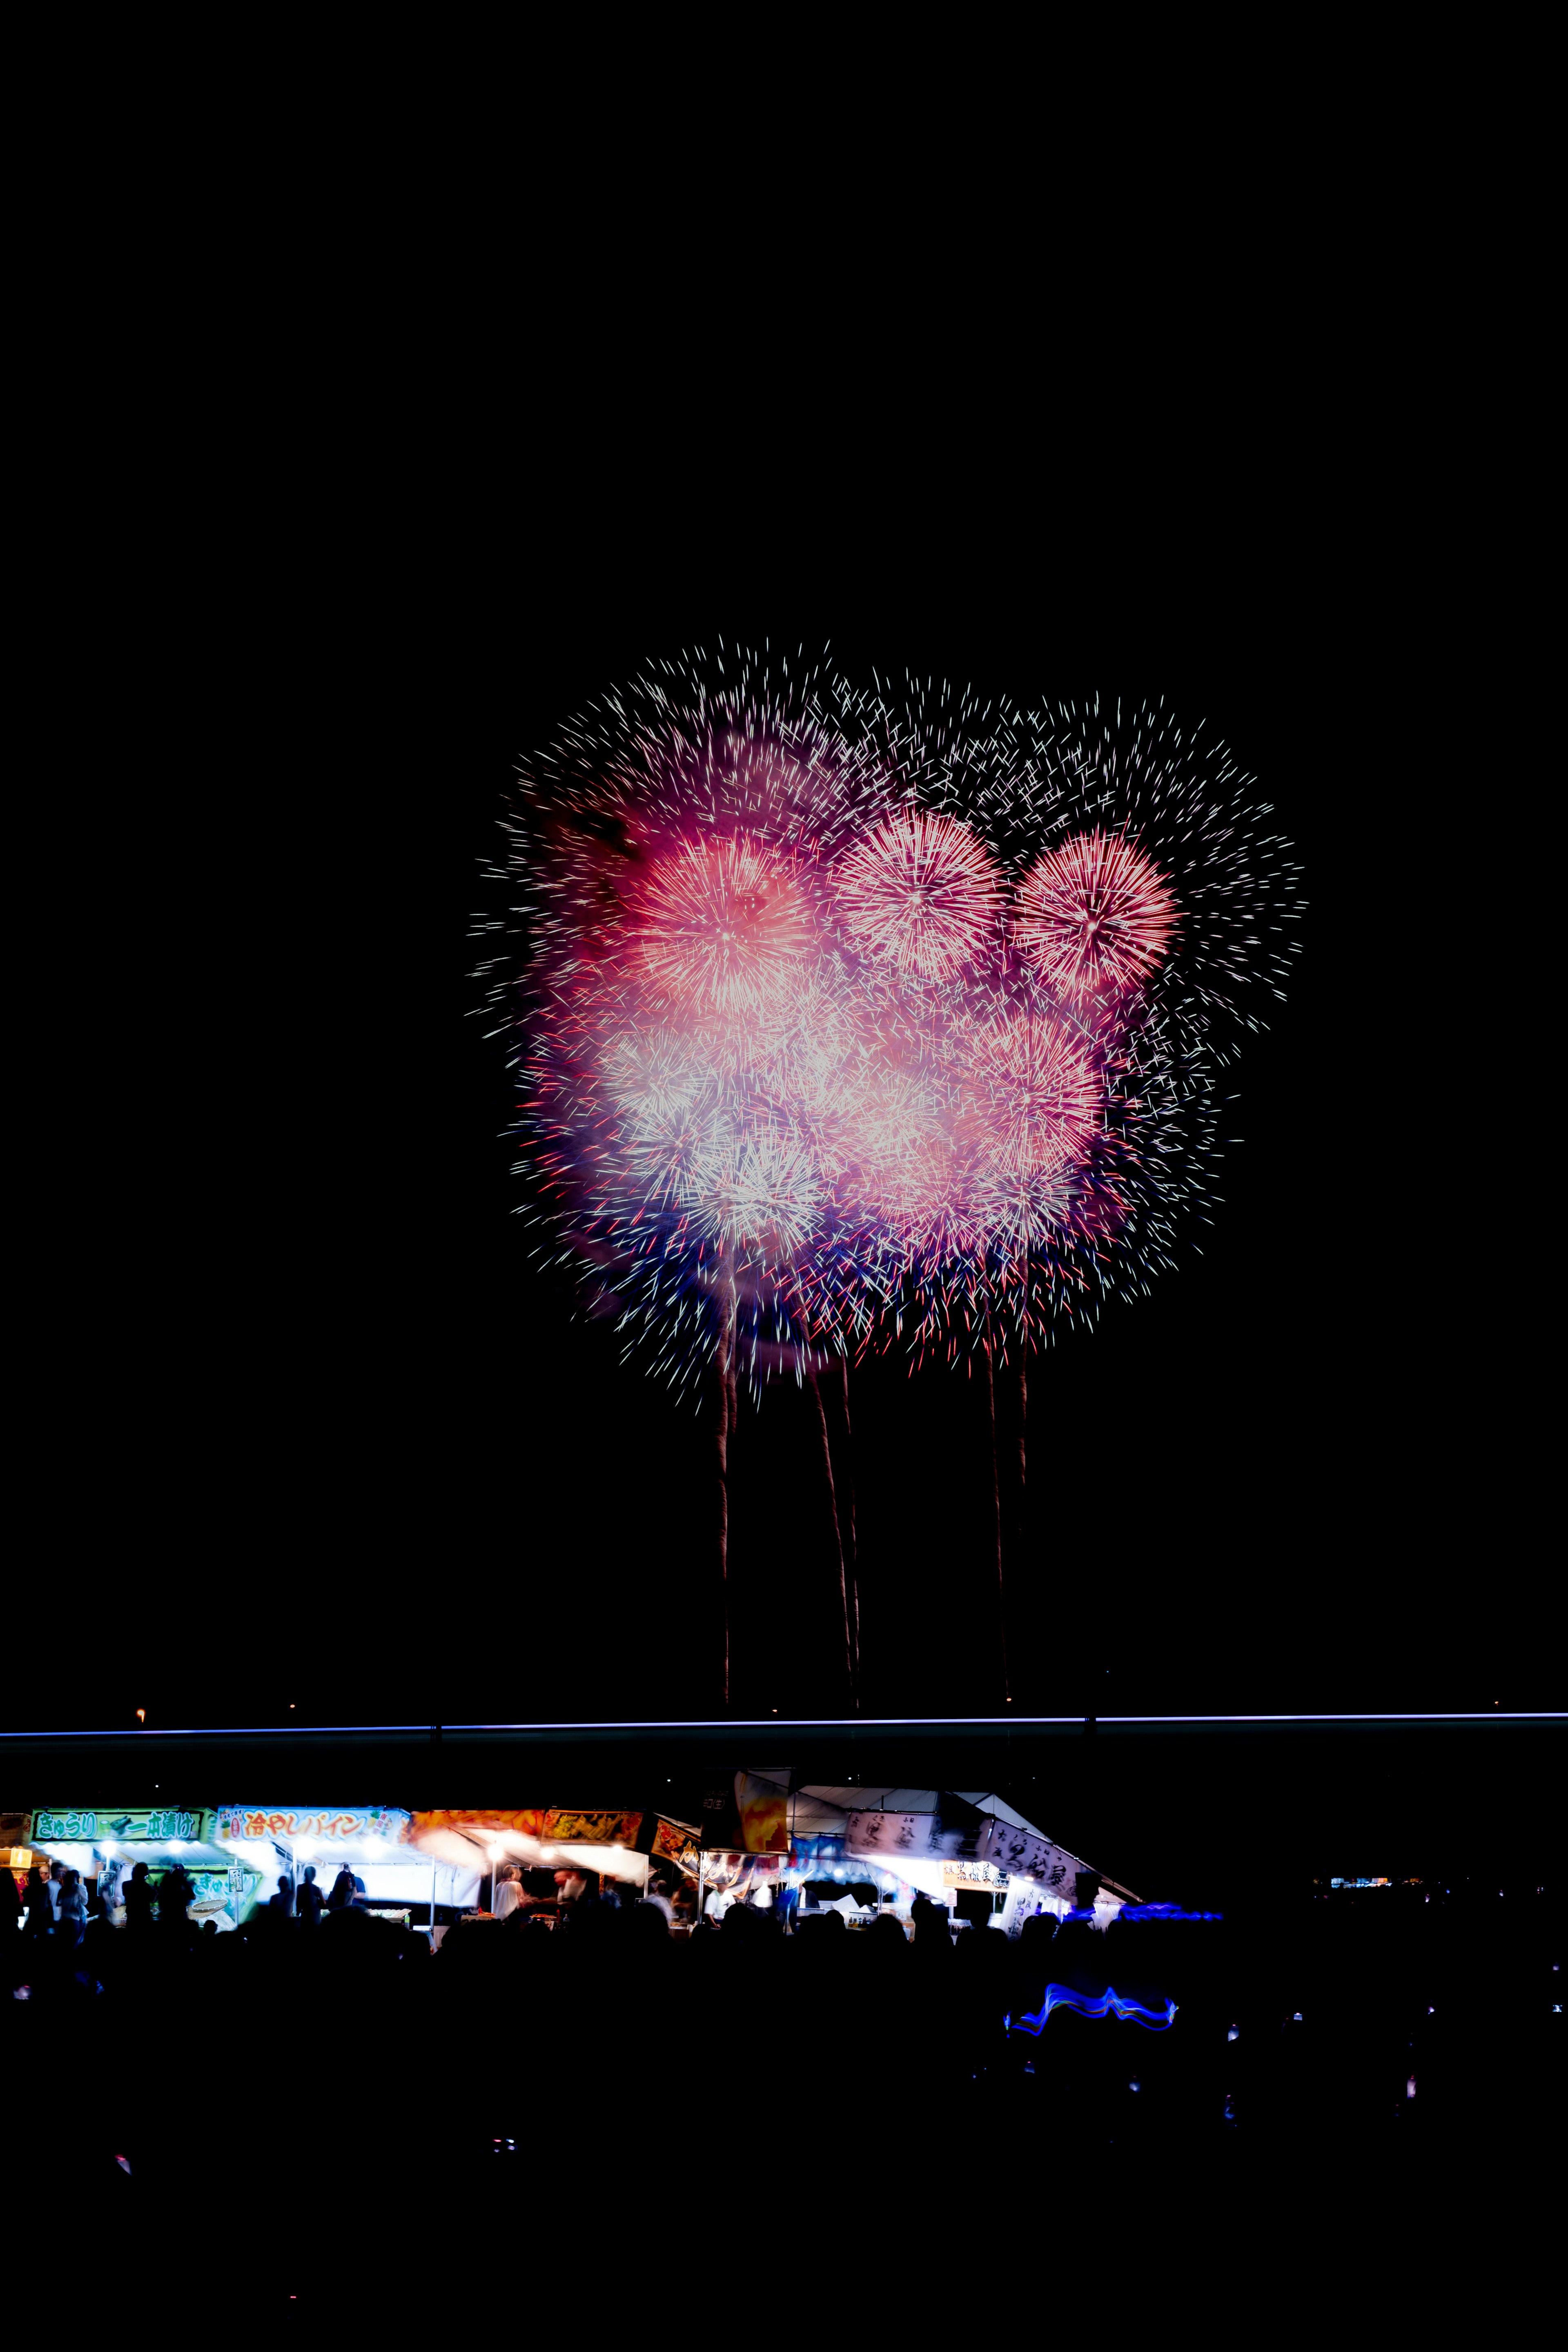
9, 1878, 1560, 2312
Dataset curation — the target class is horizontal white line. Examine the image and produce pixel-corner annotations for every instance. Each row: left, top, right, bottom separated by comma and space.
2, 1712, 1563, 1740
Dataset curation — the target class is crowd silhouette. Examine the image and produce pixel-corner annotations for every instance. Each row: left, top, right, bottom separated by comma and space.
4, 1868, 1559, 2291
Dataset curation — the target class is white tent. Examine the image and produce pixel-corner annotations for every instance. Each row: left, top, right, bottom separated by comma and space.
744, 1772, 1137, 1931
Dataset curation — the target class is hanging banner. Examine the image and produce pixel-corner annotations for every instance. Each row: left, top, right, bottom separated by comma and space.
974, 1819, 1085, 1895
700, 1776, 789, 1854
651, 1818, 701, 1868
842, 1798, 987, 1864
409, 1810, 548, 1844
843, 1808, 1085, 1897
542, 1809, 644, 1849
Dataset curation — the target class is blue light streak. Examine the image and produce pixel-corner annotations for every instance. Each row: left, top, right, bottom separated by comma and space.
1113, 1902, 1225, 1922
1006, 1985, 1178, 2035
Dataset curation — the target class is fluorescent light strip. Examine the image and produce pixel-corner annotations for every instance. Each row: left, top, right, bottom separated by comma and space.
2, 1712, 1563, 1740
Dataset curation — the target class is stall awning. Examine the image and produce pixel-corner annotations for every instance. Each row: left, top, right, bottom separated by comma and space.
743, 1775, 1137, 1905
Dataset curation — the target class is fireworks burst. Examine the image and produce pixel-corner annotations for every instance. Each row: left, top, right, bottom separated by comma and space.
476, 655, 1300, 1400
1015, 829, 1176, 1002
834, 806, 1001, 982
964, 1009, 1104, 1180
632, 833, 816, 1019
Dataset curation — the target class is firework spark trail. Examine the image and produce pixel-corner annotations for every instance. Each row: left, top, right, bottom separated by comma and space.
477, 656, 1301, 1401
808, 1365, 856, 1708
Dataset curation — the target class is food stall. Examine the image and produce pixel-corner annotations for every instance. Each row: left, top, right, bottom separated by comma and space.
27, 1806, 248, 1928
404, 1808, 702, 1929
214, 1806, 480, 1929
739, 1777, 1138, 1936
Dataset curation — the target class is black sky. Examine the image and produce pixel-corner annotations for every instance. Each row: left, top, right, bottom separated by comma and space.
41, 538, 1536, 1744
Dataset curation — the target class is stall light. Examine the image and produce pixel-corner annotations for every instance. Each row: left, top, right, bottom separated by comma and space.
539, 1848, 556, 1863
363, 1837, 386, 1856
833, 1867, 845, 1881
487, 1845, 506, 1863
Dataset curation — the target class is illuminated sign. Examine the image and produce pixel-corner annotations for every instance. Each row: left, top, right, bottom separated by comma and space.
405, 1809, 643, 1849
545, 1810, 644, 1849
413, 1810, 548, 1840
215, 1808, 410, 1844
32, 1809, 204, 1845
943, 1860, 1008, 1890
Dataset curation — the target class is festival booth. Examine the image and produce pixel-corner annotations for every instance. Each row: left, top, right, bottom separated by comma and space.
404, 1809, 703, 1932
214, 1807, 481, 1929
736, 1777, 1138, 1937
27, 1806, 245, 1928
693, 1773, 792, 1922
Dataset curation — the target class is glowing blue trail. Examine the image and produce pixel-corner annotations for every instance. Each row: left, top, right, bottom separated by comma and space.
1007, 1985, 1178, 2035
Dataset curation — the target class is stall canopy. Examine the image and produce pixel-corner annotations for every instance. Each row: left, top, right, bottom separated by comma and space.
744, 1775, 1138, 1922
29, 1807, 242, 1927
403, 1809, 701, 1891
215, 1806, 480, 1914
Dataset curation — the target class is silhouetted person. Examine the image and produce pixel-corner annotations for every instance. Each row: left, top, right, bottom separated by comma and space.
0, 1866, 21, 1934
630, 1898, 670, 1942
123, 1862, 154, 1931
159, 1866, 196, 1931
267, 1874, 295, 1920
23, 1865, 52, 1937
909, 1896, 953, 1956
296, 1865, 323, 1927
326, 1867, 357, 1912
55, 1869, 87, 1945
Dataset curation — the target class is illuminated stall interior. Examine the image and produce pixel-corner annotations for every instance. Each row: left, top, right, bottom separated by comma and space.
736, 1779, 1137, 1933
405, 1810, 702, 1924
27, 1808, 243, 1926
214, 1808, 480, 1927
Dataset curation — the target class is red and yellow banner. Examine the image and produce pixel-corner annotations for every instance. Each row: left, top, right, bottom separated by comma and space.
408, 1808, 644, 1849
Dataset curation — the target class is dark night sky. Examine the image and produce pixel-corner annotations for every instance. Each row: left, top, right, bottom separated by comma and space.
40, 545, 1538, 1738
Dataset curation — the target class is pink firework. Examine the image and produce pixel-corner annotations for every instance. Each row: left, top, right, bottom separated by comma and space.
962, 1012, 1103, 1180
833, 807, 1001, 982
630, 834, 815, 1020
1014, 830, 1176, 1001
